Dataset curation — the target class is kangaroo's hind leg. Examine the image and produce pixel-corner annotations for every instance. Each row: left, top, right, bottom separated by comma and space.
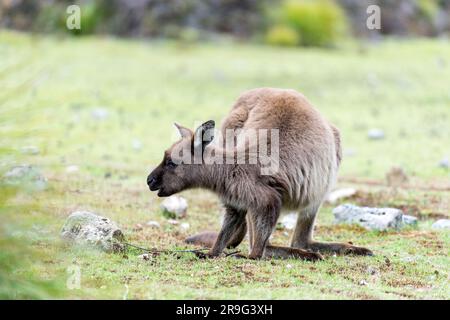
291, 203, 373, 256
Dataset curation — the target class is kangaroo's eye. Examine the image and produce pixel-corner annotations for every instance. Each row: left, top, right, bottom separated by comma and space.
166, 159, 177, 169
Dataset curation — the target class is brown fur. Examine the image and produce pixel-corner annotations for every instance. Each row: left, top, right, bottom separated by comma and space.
147, 88, 372, 259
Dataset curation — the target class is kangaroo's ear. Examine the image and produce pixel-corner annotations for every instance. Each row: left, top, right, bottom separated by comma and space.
174, 122, 193, 138
193, 120, 215, 153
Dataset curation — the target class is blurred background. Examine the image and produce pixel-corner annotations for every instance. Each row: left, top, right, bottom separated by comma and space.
0, 0, 449, 299
2, 0, 450, 42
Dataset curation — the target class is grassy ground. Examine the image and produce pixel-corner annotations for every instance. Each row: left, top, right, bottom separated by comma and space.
0, 31, 449, 299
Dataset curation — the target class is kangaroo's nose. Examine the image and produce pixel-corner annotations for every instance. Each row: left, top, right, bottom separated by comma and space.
147, 175, 155, 186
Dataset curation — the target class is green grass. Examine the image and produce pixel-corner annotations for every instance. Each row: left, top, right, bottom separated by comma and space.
0, 31, 449, 299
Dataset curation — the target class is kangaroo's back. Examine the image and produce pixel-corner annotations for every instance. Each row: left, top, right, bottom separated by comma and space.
221, 87, 340, 208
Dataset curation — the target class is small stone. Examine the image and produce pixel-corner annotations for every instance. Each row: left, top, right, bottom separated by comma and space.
368, 129, 385, 140
359, 280, 368, 286
133, 223, 143, 231
343, 148, 356, 157
60, 211, 125, 252
278, 213, 297, 230
167, 219, 179, 225
20, 146, 40, 155
438, 158, 449, 169
326, 188, 357, 204
367, 267, 377, 275
146, 221, 161, 228
2, 164, 47, 191
431, 219, 450, 230
402, 215, 418, 226
131, 139, 142, 151
161, 195, 188, 219
91, 108, 109, 120
180, 222, 190, 231
286, 264, 293, 269
333, 204, 404, 231
66, 165, 79, 173
138, 254, 150, 261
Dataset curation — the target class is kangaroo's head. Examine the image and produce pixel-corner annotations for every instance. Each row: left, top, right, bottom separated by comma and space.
147, 120, 215, 197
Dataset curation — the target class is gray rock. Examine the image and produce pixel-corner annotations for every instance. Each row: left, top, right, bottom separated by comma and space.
367, 129, 385, 140
131, 139, 142, 151
161, 195, 188, 219
20, 146, 40, 155
91, 108, 109, 121
2, 164, 47, 190
61, 211, 125, 252
333, 204, 404, 231
431, 219, 450, 230
343, 148, 357, 157
438, 157, 449, 169
402, 215, 418, 226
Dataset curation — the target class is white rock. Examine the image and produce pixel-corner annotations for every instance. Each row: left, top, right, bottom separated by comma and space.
333, 204, 404, 231
167, 219, 179, 225
343, 148, 357, 157
66, 165, 79, 173
146, 220, 161, 228
91, 108, 109, 120
431, 219, 450, 230
161, 195, 188, 219
402, 215, 418, 226
359, 280, 368, 286
279, 213, 297, 230
438, 157, 449, 169
368, 129, 385, 140
131, 139, 142, 151
20, 146, 40, 155
138, 254, 150, 261
326, 188, 357, 204
180, 222, 190, 231
60, 211, 124, 252
2, 164, 47, 191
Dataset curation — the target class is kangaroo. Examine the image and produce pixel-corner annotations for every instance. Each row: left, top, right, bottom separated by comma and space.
147, 88, 373, 260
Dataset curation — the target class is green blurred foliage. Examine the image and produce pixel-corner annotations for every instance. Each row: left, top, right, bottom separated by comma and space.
267, 0, 348, 47
265, 24, 300, 47
0, 97, 63, 299
0, 182, 63, 299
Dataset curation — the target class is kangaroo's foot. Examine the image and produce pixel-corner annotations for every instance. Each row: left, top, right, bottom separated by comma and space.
185, 231, 218, 248
305, 241, 373, 256
264, 245, 323, 261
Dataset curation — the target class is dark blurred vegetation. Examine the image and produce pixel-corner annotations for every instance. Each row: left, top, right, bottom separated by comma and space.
0, 0, 449, 46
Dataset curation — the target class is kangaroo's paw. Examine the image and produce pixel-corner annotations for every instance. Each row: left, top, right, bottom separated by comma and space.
307, 242, 374, 256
